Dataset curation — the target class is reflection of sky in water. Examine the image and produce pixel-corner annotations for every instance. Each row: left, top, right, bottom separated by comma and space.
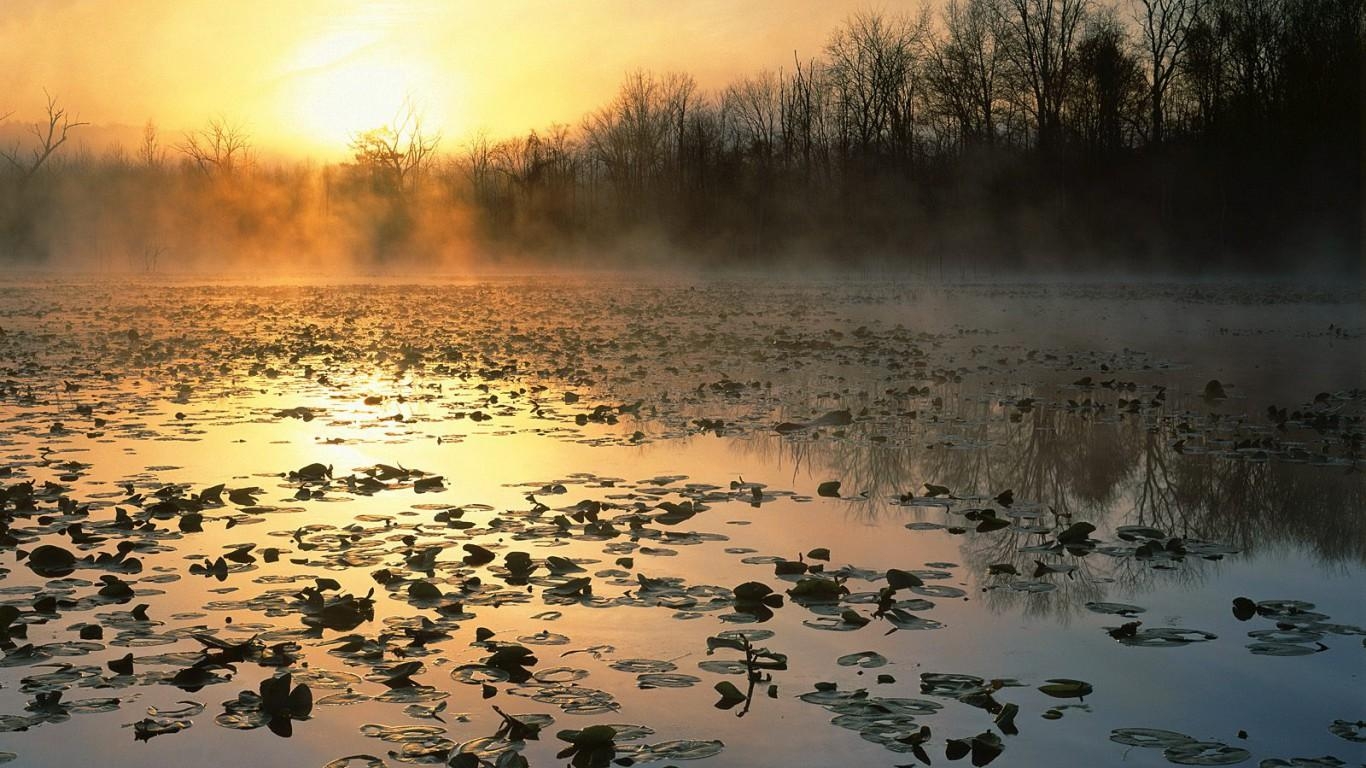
0, 280, 1361, 767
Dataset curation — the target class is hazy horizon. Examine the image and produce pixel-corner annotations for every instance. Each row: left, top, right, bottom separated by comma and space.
1, 0, 871, 159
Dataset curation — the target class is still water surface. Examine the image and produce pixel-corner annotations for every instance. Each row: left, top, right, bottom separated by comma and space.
0, 278, 1361, 767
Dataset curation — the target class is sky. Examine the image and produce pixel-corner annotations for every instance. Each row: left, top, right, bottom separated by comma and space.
0, 0, 870, 159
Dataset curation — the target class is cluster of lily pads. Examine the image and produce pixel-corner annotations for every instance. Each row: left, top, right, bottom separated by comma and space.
0, 280, 1360, 767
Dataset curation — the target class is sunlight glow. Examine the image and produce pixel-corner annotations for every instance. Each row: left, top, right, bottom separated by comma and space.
277, 28, 458, 153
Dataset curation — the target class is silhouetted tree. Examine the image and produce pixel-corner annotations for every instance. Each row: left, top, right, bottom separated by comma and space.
1133, 0, 1203, 143
927, 0, 1008, 150
998, 0, 1091, 149
1069, 14, 1146, 153
349, 99, 440, 197
0, 91, 88, 181
825, 10, 931, 162
177, 117, 252, 178
0, 4, 1357, 271
138, 120, 165, 168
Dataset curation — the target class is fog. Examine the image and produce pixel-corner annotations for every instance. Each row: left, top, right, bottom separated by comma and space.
0, 0, 1359, 278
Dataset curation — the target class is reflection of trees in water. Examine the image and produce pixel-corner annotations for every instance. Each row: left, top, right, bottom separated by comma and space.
731, 402, 1365, 616
929, 406, 1136, 517
1139, 437, 1366, 564
960, 526, 1115, 623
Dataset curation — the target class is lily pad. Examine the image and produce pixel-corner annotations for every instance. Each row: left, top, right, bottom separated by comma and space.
837, 651, 888, 669
1163, 741, 1252, 765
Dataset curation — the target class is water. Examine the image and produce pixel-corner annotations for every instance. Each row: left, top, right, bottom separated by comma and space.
0, 277, 1361, 767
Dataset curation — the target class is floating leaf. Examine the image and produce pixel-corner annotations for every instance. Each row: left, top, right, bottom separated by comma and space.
713, 681, 747, 709
1109, 728, 1197, 748
1056, 522, 1096, 545
631, 739, 725, 761
836, 651, 887, 668
25, 546, 76, 577
887, 569, 924, 589
1038, 679, 1092, 699
1086, 602, 1146, 617
923, 483, 952, 498
1163, 741, 1252, 765
407, 581, 442, 600
1329, 719, 1366, 742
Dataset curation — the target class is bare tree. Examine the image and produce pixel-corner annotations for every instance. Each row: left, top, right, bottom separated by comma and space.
724, 70, 784, 162
349, 99, 441, 196
104, 142, 130, 169
460, 130, 498, 205
927, 0, 1008, 149
824, 10, 931, 160
582, 71, 676, 210
997, 0, 1091, 150
1133, 0, 1203, 143
662, 72, 698, 191
177, 117, 252, 177
138, 120, 165, 168
783, 53, 835, 183
1179, 4, 1230, 131
1069, 13, 1147, 152
0, 91, 89, 180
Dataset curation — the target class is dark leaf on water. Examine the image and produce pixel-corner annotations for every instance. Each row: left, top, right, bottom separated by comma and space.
1163, 741, 1252, 765
130, 716, 191, 741
1086, 602, 1146, 617
994, 703, 1019, 735
713, 681, 746, 709
1056, 522, 1096, 546
408, 581, 443, 601
546, 578, 593, 598
976, 517, 1010, 533
787, 578, 846, 603
1109, 728, 1197, 749
1038, 679, 1092, 699
969, 731, 1004, 766
492, 705, 543, 742
375, 661, 424, 688
887, 569, 924, 589
546, 556, 585, 574
463, 544, 496, 566
836, 651, 887, 669
25, 545, 76, 577
413, 475, 444, 492
732, 582, 774, 603
1328, 719, 1366, 743
556, 725, 618, 768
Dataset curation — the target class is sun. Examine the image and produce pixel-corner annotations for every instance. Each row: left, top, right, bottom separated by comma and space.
276, 28, 454, 155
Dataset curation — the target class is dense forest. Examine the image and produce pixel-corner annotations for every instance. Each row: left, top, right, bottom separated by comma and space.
0, 0, 1360, 273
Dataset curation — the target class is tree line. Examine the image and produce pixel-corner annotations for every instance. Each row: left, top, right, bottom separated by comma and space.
0, 0, 1359, 272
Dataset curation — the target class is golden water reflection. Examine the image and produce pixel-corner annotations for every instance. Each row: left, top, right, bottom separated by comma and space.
0, 279, 1361, 767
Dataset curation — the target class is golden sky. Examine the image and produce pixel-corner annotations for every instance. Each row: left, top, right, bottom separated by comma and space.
0, 0, 868, 158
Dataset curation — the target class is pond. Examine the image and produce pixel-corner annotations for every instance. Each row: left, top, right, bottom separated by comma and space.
0, 276, 1361, 767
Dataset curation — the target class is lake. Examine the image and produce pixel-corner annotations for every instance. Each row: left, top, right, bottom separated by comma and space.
0, 276, 1361, 767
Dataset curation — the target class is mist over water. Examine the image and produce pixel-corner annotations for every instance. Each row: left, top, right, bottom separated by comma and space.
0, 277, 1361, 767
0, 2, 1362, 767
1, 1, 1359, 276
